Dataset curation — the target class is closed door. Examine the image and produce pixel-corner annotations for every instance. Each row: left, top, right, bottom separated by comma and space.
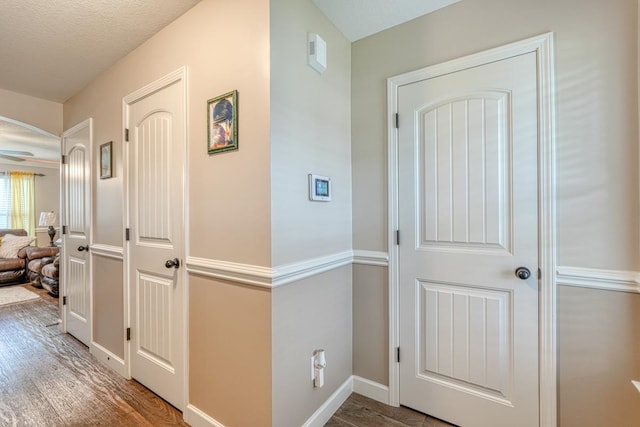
61, 119, 92, 346
398, 52, 539, 426
126, 72, 185, 410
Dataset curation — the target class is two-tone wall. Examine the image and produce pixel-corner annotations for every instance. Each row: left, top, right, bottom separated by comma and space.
64, 0, 273, 424
63, 0, 353, 425
351, 0, 640, 424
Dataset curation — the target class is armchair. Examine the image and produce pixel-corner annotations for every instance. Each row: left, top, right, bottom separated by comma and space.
25, 246, 60, 288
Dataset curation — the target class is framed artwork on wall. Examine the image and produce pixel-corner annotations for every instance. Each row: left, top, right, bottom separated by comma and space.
100, 141, 112, 179
207, 90, 238, 155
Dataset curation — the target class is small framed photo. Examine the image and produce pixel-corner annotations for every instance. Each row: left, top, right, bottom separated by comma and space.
100, 141, 113, 179
309, 174, 331, 202
207, 90, 238, 155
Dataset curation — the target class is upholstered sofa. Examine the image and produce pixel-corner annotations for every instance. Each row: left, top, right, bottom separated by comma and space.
0, 229, 57, 287
0, 229, 31, 285
25, 246, 60, 288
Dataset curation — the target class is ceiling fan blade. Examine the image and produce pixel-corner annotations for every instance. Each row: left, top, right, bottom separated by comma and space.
0, 149, 34, 157
0, 154, 25, 162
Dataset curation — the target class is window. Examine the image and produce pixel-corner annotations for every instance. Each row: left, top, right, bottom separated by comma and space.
0, 172, 35, 235
0, 174, 9, 228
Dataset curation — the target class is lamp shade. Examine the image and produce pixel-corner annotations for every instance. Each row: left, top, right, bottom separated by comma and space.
38, 211, 57, 227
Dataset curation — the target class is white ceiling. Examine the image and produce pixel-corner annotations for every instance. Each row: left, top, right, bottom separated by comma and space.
313, 0, 460, 41
0, 0, 456, 166
0, 0, 201, 103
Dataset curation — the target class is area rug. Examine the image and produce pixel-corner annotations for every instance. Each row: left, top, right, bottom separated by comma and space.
0, 286, 39, 307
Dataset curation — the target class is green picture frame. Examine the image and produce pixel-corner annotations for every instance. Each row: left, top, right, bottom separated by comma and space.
207, 90, 238, 155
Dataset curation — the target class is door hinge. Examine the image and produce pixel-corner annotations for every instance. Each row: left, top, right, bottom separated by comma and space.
396, 230, 400, 245
62, 225, 67, 235
125, 128, 129, 142
125, 228, 130, 241
396, 347, 400, 363
395, 113, 399, 129
126, 327, 131, 341
538, 268, 542, 280
61, 155, 67, 164
63, 296, 67, 306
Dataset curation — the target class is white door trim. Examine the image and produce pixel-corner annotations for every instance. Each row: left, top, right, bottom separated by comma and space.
387, 33, 557, 426
60, 117, 93, 343
122, 66, 189, 410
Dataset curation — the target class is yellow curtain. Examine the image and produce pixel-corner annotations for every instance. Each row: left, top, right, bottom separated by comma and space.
10, 171, 35, 236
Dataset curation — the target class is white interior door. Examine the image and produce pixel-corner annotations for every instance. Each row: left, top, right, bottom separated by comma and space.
126, 71, 185, 410
398, 52, 539, 426
61, 119, 92, 347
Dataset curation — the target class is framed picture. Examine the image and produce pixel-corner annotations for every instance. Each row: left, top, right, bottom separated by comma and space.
100, 141, 112, 179
207, 90, 238, 155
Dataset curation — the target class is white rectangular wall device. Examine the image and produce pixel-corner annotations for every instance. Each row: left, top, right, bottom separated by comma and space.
308, 33, 327, 73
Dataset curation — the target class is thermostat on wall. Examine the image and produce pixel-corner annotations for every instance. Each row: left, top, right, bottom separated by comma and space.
309, 174, 331, 202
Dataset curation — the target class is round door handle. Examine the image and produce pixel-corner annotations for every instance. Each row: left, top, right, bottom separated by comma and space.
165, 258, 180, 269
77, 245, 89, 252
515, 267, 531, 280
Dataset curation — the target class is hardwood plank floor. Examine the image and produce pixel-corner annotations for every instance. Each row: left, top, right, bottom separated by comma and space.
0, 283, 451, 427
0, 284, 187, 427
326, 393, 455, 427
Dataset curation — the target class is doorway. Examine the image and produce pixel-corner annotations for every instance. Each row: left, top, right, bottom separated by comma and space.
388, 33, 557, 426
124, 68, 187, 410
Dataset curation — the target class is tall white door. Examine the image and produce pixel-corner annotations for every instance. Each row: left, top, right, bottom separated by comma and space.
398, 52, 539, 426
61, 119, 92, 347
125, 72, 185, 410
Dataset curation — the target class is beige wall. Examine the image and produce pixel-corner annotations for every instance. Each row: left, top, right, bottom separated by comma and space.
270, 0, 352, 265
190, 275, 272, 426
62, 0, 272, 421
64, 0, 272, 263
558, 286, 640, 425
351, 0, 640, 424
272, 266, 352, 427
92, 256, 124, 359
352, 264, 387, 385
0, 88, 62, 135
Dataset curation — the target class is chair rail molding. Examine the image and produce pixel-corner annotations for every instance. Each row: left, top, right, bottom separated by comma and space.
556, 266, 640, 293
186, 250, 385, 288
90, 243, 124, 260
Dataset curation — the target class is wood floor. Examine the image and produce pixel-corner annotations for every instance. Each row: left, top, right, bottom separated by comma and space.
0, 284, 187, 426
327, 393, 454, 427
0, 283, 452, 427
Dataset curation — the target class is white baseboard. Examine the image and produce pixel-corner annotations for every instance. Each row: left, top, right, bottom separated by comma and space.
184, 404, 226, 427
90, 342, 128, 378
302, 376, 354, 427
353, 376, 390, 405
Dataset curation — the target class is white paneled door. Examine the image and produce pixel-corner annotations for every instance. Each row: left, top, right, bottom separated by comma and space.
398, 52, 539, 426
125, 70, 185, 410
61, 119, 92, 347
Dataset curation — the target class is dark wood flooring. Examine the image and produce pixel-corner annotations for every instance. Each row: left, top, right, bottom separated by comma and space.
326, 393, 454, 427
0, 283, 451, 427
0, 283, 187, 426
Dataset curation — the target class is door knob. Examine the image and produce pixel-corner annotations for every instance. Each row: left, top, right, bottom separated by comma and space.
515, 267, 531, 280
165, 258, 180, 269
77, 245, 89, 252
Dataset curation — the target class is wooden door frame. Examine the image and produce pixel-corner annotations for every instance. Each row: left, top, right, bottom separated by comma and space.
60, 118, 94, 341
122, 66, 189, 410
386, 33, 557, 426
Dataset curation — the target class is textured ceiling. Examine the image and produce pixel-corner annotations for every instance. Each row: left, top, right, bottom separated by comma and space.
0, 0, 201, 103
0, 0, 454, 165
313, 0, 460, 41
